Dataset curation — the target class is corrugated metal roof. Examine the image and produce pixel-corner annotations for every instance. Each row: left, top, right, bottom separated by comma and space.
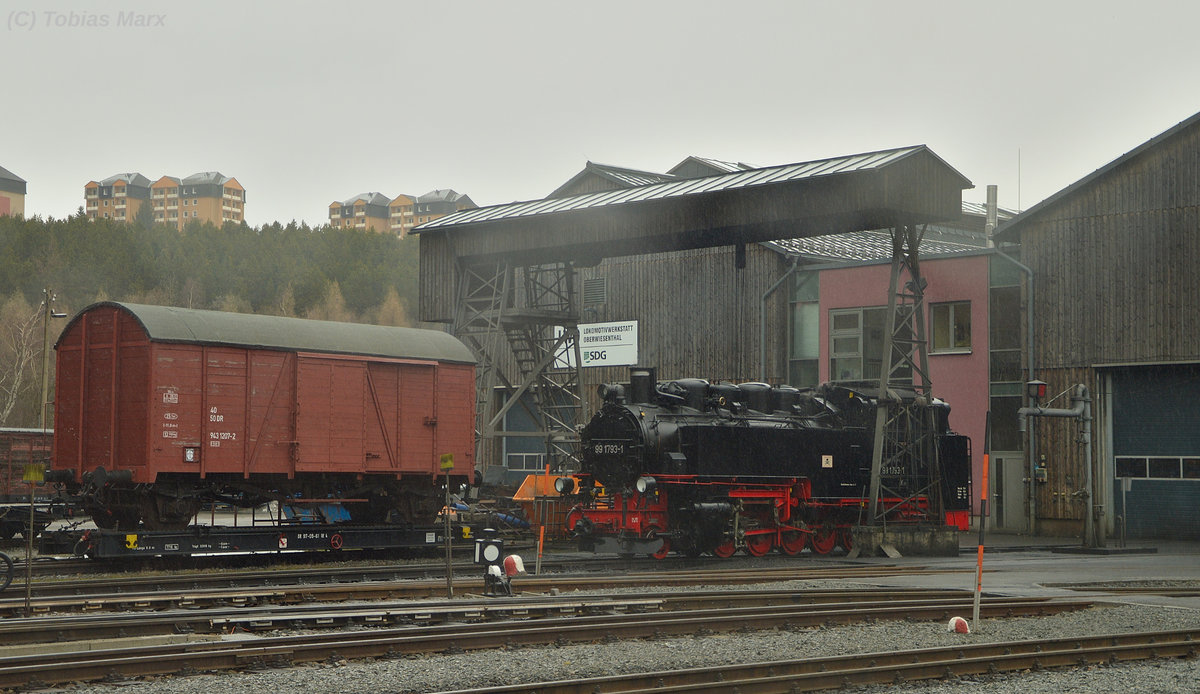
415, 145, 954, 232
669, 156, 755, 176
588, 162, 675, 187
764, 230, 980, 262
62, 302, 476, 365
960, 200, 1018, 219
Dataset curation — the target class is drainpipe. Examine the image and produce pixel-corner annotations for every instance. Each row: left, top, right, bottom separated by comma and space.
1018, 385, 1096, 548
991, 246, 1036, 535
760, 255, 801, 382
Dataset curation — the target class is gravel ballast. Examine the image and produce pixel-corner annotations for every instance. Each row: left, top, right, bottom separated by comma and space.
52, 579, 1200, 694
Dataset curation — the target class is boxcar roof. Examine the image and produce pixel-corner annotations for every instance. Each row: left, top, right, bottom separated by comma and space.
61, 302, 476, 364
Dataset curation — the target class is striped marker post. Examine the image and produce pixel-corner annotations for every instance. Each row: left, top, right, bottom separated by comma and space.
972, 411, 991, 625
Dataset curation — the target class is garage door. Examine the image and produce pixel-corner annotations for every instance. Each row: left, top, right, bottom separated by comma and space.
1110, 364, 1200, 540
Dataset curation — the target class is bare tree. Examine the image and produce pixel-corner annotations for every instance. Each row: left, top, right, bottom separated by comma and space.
0, 294, 42, 426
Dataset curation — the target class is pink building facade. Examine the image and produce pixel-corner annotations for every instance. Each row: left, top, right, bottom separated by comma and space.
810, 252, 1000, 516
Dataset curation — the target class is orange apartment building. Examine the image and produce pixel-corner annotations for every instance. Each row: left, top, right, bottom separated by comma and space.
84, 173, 152, 223
0, 165, 26, 217
86, 171, 244, 229
331, 189, 476, 237
329, 192, 392, 233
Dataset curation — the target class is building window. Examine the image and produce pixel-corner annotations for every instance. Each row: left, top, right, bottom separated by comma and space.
1116, 457, 1200, 479
989, 256, 1024, 450
931, 301, 971, 352
829, 306, 909, 383
788, 271, 819, 387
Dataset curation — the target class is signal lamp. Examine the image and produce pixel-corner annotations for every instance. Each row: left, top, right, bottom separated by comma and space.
474, 528, 504, 565
1026, 380, 1048, 401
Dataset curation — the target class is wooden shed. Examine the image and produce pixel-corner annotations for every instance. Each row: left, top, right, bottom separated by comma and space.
995, 111, 1200, 541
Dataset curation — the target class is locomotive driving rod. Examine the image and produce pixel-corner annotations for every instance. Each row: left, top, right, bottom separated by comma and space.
1017, 384, 1098, 549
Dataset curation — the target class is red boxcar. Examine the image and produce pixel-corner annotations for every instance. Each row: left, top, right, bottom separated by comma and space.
51, 302, 476, 530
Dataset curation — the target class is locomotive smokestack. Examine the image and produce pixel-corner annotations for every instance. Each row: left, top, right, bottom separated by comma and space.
629, 367, 657, 405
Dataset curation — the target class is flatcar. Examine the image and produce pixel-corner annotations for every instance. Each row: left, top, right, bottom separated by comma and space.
46, 302, 476, 530
558, 367, 971, 558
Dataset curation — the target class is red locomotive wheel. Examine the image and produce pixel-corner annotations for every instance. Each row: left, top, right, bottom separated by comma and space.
711, 539, 737, 558
810, 526, 838, 555
838, 527, 854, 552
646, 528, 671, 560
744, 533, 774, 557
330, 533, 344, 550
777, 531, 808, 556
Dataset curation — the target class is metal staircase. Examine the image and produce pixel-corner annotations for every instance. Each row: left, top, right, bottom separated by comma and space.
452, 259, 583, 475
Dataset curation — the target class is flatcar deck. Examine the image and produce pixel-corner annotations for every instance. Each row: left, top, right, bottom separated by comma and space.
69, 524, 462, 559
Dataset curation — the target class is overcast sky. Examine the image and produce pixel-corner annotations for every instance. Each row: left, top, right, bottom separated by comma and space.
6, 0, 1200, 227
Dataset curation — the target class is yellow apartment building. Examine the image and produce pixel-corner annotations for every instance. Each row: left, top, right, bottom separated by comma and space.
0, 165, 25, 217
86, 171, 244, 229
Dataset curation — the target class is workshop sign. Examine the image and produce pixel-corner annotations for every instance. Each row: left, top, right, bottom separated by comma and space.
555, 320, 638, 368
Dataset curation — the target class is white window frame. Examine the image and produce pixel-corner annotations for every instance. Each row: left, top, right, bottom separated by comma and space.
931, 301, 972, 353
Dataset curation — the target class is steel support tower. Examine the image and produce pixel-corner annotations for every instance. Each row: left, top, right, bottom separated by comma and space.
452, 259, 583, 474
867, 223, 944, 525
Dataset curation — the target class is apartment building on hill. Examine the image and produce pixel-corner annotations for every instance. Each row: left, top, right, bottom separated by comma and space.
86, 171, 245, 229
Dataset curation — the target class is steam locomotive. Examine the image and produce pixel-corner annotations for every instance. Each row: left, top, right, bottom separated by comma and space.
557, 368, 971, 558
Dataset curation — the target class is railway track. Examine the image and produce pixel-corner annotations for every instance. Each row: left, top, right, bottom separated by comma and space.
0, 563, 960, 615
438, 628, 1200, 693
0, 593, 1093, 689
0, 588, 997, 645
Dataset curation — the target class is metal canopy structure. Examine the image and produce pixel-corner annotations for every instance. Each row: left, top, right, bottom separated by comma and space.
415, 145, 971, 511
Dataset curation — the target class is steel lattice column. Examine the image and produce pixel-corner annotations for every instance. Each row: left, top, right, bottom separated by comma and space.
867, 223, 944, 525
451, 260, 583, 476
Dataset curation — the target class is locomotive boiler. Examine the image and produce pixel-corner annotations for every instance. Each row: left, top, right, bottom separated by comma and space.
46, 302, 476, 530
560, 367, 971, 558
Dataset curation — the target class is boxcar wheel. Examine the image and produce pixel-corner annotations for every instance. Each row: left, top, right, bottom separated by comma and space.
0, 553, 11, 592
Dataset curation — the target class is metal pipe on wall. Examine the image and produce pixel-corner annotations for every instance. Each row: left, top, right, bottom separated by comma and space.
1018, 385, 1096, 547
759, 256, 801, 383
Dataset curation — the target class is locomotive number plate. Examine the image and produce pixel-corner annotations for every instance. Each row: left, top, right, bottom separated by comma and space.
592, 441, 626, 456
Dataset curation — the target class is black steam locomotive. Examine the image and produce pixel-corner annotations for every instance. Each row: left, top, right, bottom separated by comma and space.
557, 368, 971, 558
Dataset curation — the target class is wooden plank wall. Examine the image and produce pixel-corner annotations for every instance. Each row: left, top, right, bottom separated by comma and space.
1021, 125, 1200, 369
443, 243, 794, 434
574, 244, 794, 417
1016, 120, 1200, 534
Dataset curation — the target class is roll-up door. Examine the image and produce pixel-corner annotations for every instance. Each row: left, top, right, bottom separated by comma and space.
1110, 364, 1200, 540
